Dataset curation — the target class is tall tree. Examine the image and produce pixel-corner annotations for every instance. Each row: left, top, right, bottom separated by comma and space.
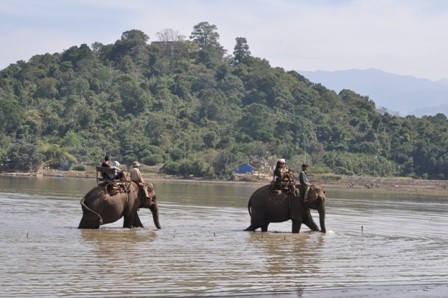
190, 22, 220, 49
190, 22, 225, 66
233, 37, 251, 64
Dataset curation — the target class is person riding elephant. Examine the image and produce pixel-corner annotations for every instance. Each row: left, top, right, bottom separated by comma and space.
78, 181, 161, 229
245, 183, 326, 233
272, 159, 286, 194
272, 159, 294, 194
130, 161, 149, 198
101, 155, 111, 168
299, 163, 311, 202
101, 155, 123, 180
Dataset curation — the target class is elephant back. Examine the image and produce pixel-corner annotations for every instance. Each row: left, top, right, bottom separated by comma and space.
252, 184, 299, 197
82, 186, 107, 205
250, 184, 301, 206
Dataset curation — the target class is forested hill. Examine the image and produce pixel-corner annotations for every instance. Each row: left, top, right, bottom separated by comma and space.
1, 24, 448, 179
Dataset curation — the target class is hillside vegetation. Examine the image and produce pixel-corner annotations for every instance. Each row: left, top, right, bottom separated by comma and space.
1, 23, 448, 179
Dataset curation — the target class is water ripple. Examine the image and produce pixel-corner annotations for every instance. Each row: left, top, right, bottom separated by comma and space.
1, 180, 447, 296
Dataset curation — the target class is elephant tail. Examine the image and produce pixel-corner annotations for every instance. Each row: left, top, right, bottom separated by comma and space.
247, 198, 252, 216
80, 196, 104, 225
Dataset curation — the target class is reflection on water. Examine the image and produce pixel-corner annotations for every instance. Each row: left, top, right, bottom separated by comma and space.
0, 176, 447, 297
247, 232, 325, 294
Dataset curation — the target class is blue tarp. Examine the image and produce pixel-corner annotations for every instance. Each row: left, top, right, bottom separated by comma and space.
234, 163, 255, 174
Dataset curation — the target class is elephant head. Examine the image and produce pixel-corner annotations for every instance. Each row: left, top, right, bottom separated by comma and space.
138, 182, 156, 207
304, 184, 326, 233
137, 182, 161, 229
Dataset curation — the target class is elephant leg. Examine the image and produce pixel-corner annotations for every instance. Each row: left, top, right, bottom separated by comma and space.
244, 217, 271, 232
302, 211, 319, 232
133, 213, 144, 228
291, 219, 302, 233
244, 225, 256, 231
78, 214, 101, 229
261, 222, 269, 232
244, 218, 265, 232
123, 213, 138, 229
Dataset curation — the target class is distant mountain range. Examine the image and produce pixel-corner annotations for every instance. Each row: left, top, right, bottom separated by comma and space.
299, 68, 448, 117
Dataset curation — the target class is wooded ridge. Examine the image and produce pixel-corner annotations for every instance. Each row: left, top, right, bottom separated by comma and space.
1, 23, 447, 179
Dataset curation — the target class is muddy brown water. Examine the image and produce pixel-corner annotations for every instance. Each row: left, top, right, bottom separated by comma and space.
1, 176, 447, 297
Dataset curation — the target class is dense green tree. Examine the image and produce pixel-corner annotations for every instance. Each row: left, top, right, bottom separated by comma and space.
0, 98, 26, 135
238, 103, 275, 143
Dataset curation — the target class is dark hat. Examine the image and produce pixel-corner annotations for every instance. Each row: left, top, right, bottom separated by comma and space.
302, 163, 309, 168
105, 155, 110, 161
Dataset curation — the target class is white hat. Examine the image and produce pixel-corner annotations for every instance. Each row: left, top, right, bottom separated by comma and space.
132, 161, 141, 167
279, 159, 285, 163
113, 161, 120, 167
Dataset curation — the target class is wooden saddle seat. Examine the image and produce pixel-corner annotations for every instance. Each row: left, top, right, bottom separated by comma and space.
96, 166, 121, 184
96, 166, 129, 195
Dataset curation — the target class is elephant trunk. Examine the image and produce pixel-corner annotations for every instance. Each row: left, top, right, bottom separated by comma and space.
151, 205, 161, 229
318, 205, 326, 233
153, 213, 161, 229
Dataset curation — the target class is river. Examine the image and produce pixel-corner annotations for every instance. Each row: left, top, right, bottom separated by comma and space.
0, 176, 447, 297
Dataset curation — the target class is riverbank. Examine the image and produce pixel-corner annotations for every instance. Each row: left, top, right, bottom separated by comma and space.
2, 169, 448, 196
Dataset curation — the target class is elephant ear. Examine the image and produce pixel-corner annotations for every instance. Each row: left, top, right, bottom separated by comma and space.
146, 182, 154, 193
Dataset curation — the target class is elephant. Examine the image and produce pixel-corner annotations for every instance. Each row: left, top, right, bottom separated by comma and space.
78, 181, 161, 229
244, 184, 326, 233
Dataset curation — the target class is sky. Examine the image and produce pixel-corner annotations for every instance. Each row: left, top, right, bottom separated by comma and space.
1, 0, 448, 81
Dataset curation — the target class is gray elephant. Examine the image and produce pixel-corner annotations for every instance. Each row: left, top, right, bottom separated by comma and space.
78, 181, 161, 229
244, 184, 326, 233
